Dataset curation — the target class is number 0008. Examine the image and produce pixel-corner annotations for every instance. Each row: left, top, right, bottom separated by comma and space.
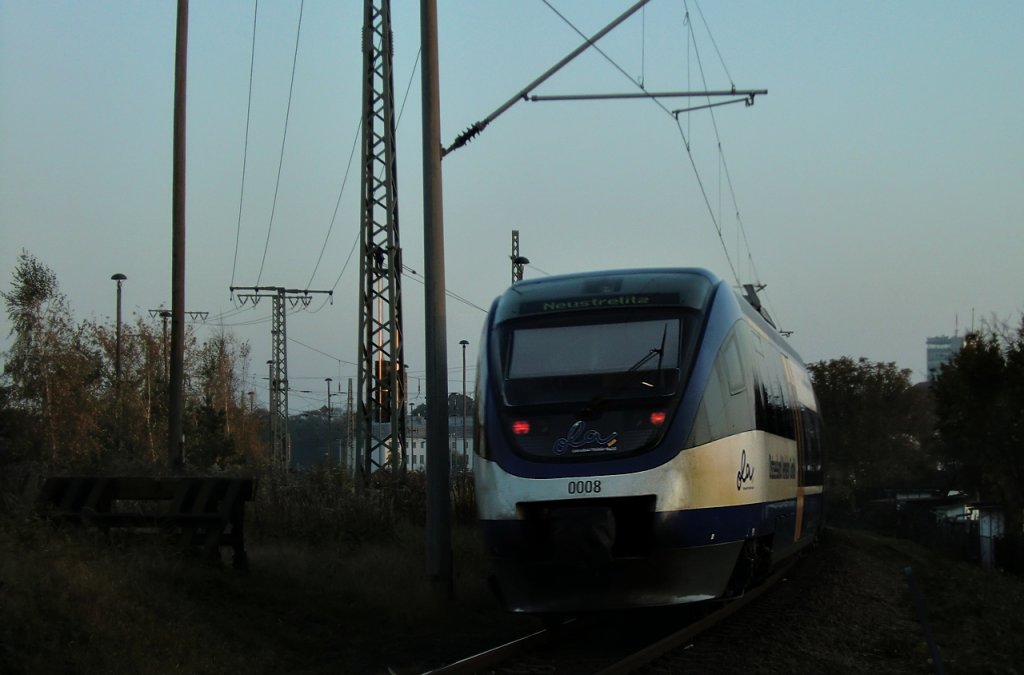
567, 480, 601, 495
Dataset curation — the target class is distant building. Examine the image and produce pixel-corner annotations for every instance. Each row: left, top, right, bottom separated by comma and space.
344, 416, 476, 474
926, 335, 963, 380
406, 415, 476, 473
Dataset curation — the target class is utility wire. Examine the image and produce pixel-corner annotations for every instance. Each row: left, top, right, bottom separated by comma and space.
526, 263, 553, 277
305, 120, 361, 290
255, 0, 305, 287
202, 302, 307, 329
309, 48, 422, 300
230, 0, 260, 294
396, 48, 422, 131
288, 335, 359, 368
402, 265, 488, 314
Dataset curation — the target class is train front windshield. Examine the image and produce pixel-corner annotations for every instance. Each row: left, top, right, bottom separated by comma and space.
503, 318, 682, 406
494, 313, 694, 460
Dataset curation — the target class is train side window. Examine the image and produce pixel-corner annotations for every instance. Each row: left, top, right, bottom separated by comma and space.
750, 326, 765, 358
764, 357, 795, 441
687, 324, 755, 447
801, 408, 824, 485
723, 336, 746, 396
781, 357, 798, 440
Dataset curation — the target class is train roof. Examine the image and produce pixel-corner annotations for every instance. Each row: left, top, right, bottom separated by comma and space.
491, 268, 719, 324
490, 267, 805, 364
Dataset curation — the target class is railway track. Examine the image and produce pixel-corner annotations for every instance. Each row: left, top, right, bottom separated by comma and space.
406, 557, 800, 675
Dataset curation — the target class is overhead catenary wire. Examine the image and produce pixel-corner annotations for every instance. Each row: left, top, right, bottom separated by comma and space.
693, 0, 734, 88
223, 1, 780, 379
526, 263, 553, 277
539, 0, 769, 304
288, 335, 359, 368
402, 265, 488, 314
682, 0, 778, 322
443, 0, 653, 156
639, 3, 646, 86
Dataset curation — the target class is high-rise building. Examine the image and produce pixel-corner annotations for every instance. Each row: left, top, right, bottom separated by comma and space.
927, 335, 964, 380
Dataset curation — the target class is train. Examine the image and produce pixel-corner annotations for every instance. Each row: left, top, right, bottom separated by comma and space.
472, 267, 824, 613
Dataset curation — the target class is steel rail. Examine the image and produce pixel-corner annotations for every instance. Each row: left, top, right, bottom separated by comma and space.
418, 618, 575, 675
411, 552, 807, 674
596, 557, 800, 675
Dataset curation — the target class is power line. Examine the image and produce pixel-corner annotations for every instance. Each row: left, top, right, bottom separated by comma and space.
305, 121, 361, 290
255, 0, 305, 287
309, 48, 421, 295
230, 0, 260, 292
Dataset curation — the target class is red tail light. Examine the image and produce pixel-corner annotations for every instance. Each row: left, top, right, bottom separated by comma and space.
512, 420, 531, 435
649, 411, 666, 426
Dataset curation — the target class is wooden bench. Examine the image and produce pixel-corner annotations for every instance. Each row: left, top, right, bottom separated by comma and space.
40, 476, 256, 569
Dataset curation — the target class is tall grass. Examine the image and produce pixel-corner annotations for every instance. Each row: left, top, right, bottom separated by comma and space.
251, 465, 479, 545
0, 461, 529, 673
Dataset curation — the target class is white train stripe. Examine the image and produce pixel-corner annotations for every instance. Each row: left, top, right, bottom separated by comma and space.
475, 430, 822, 521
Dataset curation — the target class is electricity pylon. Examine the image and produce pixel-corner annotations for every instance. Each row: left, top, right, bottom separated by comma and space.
356, 0, 407, 483
231, 286, 332, 468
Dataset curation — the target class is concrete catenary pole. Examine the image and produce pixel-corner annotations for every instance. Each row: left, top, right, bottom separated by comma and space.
168, 0, 188, 469
421, 0, 452, 594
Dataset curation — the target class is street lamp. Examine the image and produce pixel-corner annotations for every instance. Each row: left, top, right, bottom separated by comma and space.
159, 310, 171, 380
111, 273, 126, 452
111, 273, 127, 383
460, 339, 469, 470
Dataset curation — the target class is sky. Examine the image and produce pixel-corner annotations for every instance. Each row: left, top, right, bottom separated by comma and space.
2, 0, 1022, 415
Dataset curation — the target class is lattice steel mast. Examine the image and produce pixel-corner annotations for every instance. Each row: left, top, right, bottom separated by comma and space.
357, 0, 407, 481
231, 286, 332, 468
511, 229, 529, 284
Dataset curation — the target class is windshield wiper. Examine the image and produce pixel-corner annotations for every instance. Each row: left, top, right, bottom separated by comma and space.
579, 324, 669, 418
630, 323, 668, 374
